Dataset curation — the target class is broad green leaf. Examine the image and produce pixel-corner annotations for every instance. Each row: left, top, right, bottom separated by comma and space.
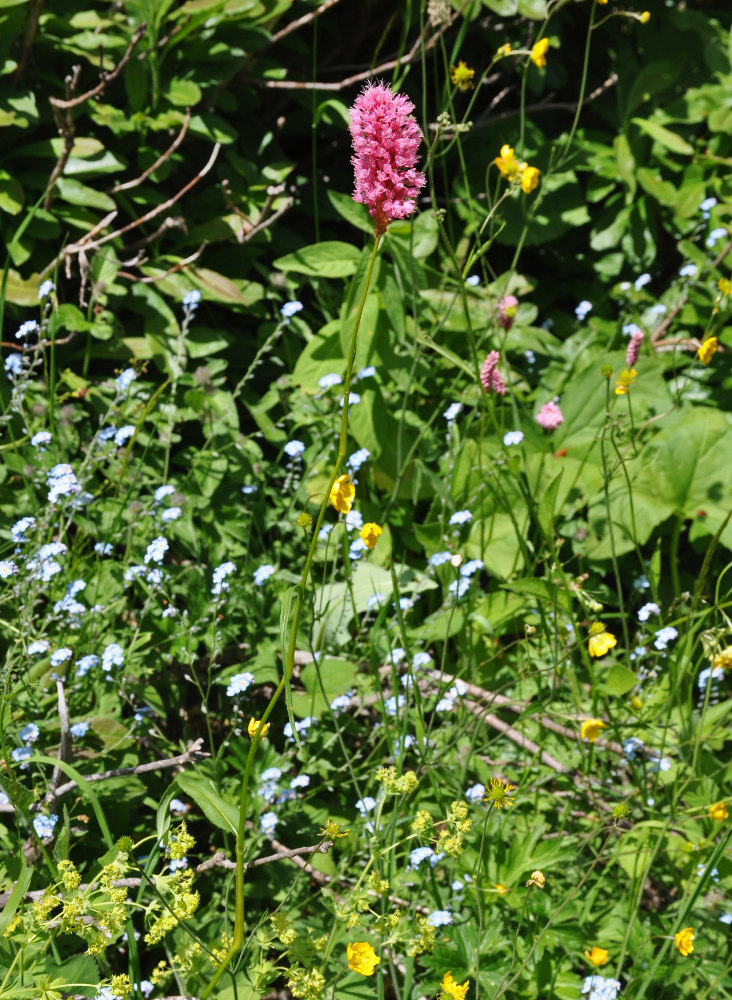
175, 771, 238, 834
517, 0, 547, 16
327, 189, 374, 235
631, 118, 694, 155
314, 98, 350, 127
55, 177, 116, 212
0, 169, 23, 214
167, 77, 202, 106
274, 241, 361, 278
600, 665, 640, 696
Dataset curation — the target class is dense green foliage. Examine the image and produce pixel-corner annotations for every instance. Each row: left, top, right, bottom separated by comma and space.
1, 2, 732, 1000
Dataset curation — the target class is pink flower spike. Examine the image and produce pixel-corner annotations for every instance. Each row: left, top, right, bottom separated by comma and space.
626, 329, 644, 367
535, 400, 564, 430
480, 351, 506, 395
349, 82, 426, 237
497, 295, 519, 331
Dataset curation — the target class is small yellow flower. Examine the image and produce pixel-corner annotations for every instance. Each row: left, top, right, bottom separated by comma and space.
495, 883, 510, 894
581, 718, 607, 743
698, 336, 718, 364
615, 368, 637, 395
526, 870, 545, 888
709, 801, 729, 821
347, 941, 380, 976
718, 278, 732, 295
360, 522, 382, 550
494, 144, 522, 181
588, 621, 617, 657
713, 646, 732, 670
674, 926, 694, 956
450, 61, 475, 92
483, 776, 516, 810
496, 43, 512, 58
329, 473, 356, 514
247, 718, 270, 739
319, 819, 350, 839
441, 972, 469, 1000
595, 0, 608, 4
520, 165, 540, 193
640, 11, 650, 23
531, 38, 549, 69
585, 946, 609, 967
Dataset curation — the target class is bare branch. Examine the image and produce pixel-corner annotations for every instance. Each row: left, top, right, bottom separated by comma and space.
267, 0, 342, 47
49, 24, 147, 110
50, 738, 209, 799
110, 109, 191, 194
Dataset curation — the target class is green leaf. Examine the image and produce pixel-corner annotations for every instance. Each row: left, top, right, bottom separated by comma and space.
32, 754, 114, 848
55, 177, 116, 212
614, 134, 636, 198
175, 771, 238, 834
0, 169, 23, 214
314, 98, 350, 127
517, 0, 548, 18
273, 241, 362, 278
600, 665, 640, 696
326, 190, 373, 235
167, 77, 202, 106
279, 585, 300, 749
537, 470, 563, 541
631, 118, 694, 155
0, 864, 32, 936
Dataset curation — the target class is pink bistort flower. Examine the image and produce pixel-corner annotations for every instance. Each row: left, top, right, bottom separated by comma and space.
626, 328, 644, 367
349, 82, 426, 237
480, 350, 507, 395
496, 295, 519, 331
535, 400, 564, 430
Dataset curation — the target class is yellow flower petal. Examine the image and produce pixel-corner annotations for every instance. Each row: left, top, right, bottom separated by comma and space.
347, 941, 380, 975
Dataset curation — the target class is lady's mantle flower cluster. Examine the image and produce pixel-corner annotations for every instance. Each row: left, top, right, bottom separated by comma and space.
494, 144, 540, 193
349, 82, 426, 236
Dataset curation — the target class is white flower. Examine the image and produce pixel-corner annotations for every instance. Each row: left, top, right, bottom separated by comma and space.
253, 564, 275, 586
284, 439, 305, 458
449, 510, 472, 526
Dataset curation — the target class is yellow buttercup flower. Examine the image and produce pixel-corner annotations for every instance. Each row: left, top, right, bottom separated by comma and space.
698, 337, 718, 365
483, 776, 516, 810
585, 946, 609, 967
496, 43, 512, 58
709, 801, 729, 821
360, 522, 382, 550
329, 473, 355, 513
581, 718, 606, 743
495, 883, 510, 894
450, 61, 475, 92
441, 972, 469, 1000
347, 941, 380, 976
640, 11, 650, 22
531, 38, 549, 69
588, 621, 617, 657
718, 278, 732, 295
674, 927, 694, 956
494, 144, 522, 181
615, 368, 637, 395
247, 718, 270, 739
520, 165, 540, 193
713, 646, 732, 670
526, 870, 545, 888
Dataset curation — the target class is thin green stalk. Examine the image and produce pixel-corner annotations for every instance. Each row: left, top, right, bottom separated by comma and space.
201, 235, 382, 998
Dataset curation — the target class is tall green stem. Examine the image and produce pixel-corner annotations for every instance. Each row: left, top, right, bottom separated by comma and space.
201, 235, 382, 998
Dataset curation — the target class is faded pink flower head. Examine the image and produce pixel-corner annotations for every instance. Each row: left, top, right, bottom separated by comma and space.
497, 294, 519, 331
349, 82, 426, 237
626, 329, 644, 367
480, 350, 507, 395
535, 400, 564, 430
